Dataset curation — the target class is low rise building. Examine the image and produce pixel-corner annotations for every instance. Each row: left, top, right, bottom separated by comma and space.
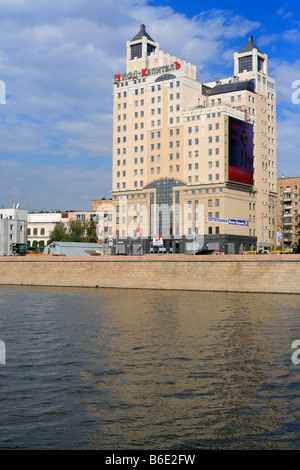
28, 201, 114, 248
0, 206, 28, 255
43, 241, 101, 256
28, 211, 63, 248
91, 199, 114, 240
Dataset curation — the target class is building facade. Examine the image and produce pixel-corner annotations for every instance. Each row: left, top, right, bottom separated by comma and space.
43, 241, 102, 256
28, 211, 63, 248
28, 199, 113, 249
0, 207, 28, 255
110, 26, 277, 254
277, 176, 300, 251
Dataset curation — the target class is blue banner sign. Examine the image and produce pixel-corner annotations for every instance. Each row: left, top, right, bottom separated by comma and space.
207, 217, 228, 224
228, 219, 248, 226
207, 217, 248, 226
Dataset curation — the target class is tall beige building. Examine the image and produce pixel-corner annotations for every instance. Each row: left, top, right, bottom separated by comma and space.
111, 25, 277, 255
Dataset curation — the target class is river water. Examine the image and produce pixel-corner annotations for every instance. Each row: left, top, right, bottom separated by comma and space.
0, 285, 300, 450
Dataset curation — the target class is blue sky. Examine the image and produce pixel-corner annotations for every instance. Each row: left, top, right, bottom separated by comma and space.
0, 0, 300, 211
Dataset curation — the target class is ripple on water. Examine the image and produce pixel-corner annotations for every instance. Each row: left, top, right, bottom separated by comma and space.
0, 286, 300, 449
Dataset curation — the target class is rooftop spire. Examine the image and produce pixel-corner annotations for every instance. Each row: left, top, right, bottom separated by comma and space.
239, 35, 262, 54
131, 24, 155, 42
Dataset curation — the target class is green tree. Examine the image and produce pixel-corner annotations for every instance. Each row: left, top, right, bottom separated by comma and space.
85, 220, 97, 241
48, 219, 98, 244
48, 222, 69, 243
67, 219, 87, 242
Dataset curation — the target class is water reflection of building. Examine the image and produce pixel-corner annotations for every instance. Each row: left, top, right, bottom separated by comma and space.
111, 26, 277, 255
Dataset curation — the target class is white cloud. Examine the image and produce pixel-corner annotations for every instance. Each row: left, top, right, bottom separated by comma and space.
5, 0, 296, 211
268, 58, 300, 176
283, 29, 300, 43
277, 8, 293, 20
0, 159, 112, 211
269, 58, 300, 105
257, 33, 281, 47
277, 110, 300, 177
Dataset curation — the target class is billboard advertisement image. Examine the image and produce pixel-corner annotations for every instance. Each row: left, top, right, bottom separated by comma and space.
225, 116, 254, 186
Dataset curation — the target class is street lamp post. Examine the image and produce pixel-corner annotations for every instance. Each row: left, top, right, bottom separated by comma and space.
281, 201, 284, 254
193, 203, 196, 256
193, 201, 199, 256
261, 213, 264, 254
103, 211, 109, 256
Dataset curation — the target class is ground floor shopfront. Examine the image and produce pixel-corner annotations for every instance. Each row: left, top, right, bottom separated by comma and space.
111, 234, 257, 255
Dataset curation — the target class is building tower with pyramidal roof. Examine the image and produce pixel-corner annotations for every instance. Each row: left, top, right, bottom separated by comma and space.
110, 26, 277, 255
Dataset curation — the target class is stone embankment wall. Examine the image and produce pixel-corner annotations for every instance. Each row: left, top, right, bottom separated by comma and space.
0, 255, 299, 294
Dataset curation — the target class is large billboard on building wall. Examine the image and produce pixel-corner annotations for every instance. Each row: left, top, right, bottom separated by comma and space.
224, 116, 254, 186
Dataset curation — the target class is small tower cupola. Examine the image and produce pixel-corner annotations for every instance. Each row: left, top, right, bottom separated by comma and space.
234, 35, 266, 75
239, 35, 262, 54
131, 24, 154, 42
129, 24, 157, 61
